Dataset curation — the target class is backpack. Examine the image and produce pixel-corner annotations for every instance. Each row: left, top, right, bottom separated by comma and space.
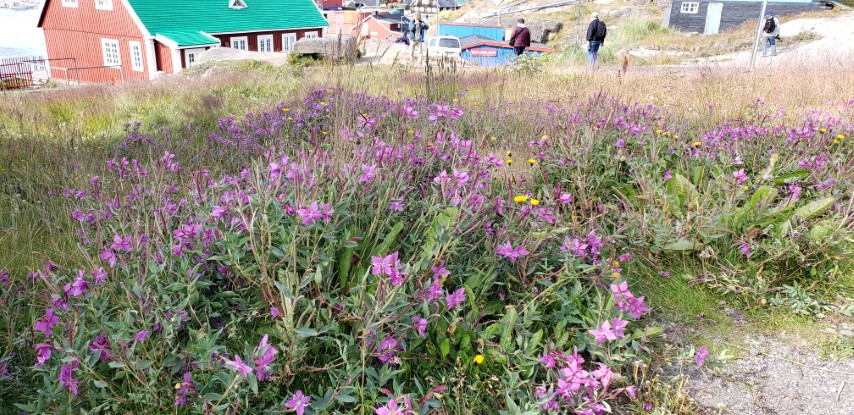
763, 18, 776, 34
595, 20, 607, 39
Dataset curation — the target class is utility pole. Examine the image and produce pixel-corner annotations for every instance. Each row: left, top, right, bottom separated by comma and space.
749, 0, 768, 70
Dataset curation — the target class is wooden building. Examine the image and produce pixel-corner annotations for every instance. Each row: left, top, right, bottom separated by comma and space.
665, 0, 831, 34
37, 0, 329, 83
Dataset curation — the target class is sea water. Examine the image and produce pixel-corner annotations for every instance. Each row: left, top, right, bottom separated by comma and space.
0, 8, 47, 59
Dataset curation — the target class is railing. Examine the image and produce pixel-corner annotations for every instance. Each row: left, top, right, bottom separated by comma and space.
0, 56, 124, 90
0, 56, 41, 90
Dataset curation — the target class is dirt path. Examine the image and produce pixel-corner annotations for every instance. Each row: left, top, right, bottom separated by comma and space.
700, 12, 854, 69
670, 326, 854, 415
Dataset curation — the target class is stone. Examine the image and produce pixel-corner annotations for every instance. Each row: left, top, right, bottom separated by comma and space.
292, 36, 358, 61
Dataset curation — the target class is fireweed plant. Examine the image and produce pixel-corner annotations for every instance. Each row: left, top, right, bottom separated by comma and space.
0, 88, 852, 414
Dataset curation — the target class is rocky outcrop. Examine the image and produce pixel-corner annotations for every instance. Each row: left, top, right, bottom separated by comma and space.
292, 36, 359, 61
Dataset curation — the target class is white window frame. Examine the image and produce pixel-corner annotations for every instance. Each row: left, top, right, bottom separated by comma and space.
61, 0, 78, 7
257, 35, 274, 53
183, 48, 205, 68
304, 31, 319, 39
128, 41, 143, 72
95, 0, 113, 10
100, 38, 121, 67
230, 36, 248, 50
680, 2, 699, 13
282, 33, 297, 52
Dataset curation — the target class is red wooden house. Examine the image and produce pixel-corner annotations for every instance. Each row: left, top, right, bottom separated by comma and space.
37, 0, 330, 84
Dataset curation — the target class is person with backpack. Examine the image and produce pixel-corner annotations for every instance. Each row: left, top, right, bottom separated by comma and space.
508, 18, 532, 56
586, 13, 607, 68
761, 11, 780, 57
408, 14, 429, 57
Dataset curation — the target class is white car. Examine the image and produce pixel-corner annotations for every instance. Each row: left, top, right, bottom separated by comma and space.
425, 36, 461, 60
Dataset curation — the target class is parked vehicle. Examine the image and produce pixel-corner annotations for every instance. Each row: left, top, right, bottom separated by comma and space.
425, 36, 461, 59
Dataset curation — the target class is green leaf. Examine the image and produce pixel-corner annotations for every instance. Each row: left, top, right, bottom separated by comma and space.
772, 170, 809, 184
663, 239, 700, 252
794, 197, 835, 221
439, 338, 450, 358
373, 221, 405, 257
295, 328, 319, 338
336, 394, 357, 403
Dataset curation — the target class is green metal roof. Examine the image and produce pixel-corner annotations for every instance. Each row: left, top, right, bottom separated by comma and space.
158, 31, 221, 47
128, 0, 329, 46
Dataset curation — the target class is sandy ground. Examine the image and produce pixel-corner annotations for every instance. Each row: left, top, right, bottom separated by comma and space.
667, 319, 854, 415
699, 12, 854, 69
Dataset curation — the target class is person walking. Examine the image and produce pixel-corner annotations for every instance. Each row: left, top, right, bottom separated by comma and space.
408, 14, 429, 58
761, 11, 780, 57
508, 18, 531, 57
586, 13, 607, 68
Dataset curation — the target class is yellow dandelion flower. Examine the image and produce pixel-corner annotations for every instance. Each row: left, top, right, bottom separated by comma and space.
834, 140, 839, 145
288, 117, 294, 121
490, 136, 496, 141
452, 98, 459, 103
673, 134, 679, 139
514, 195, 528, 203
506, 151, 512, 157
528, 159, 536, 165
612, 272, 620, 278
655, 129, 663, 135
474, 354, 485, 365
282, 107, 290, 112
693, 141, 702, 147
506, 159, 513, 165
838, 134, 845, 140
474, 102, 481, 106
531, 199, 540, 206
743, 185, 749, 191
408, 129, 414, 134
320, 102, 327, 107
174, 383, 182, 390
819, 128, 827, 133
541, 134, 549, 140
327, 88, 334, 93
321, 131, 328, 136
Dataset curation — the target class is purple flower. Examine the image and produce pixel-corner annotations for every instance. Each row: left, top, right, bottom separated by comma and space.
371, 251, 403, 285
99, 248, 117, 268
412, 316, 428, 337
592, 363, 614, 389
134, 330, 149, 342
211, 205, 227, 218
58, 360, 79, 395
452, 168, 469, 187
695, 345, 710, 366
643, 402, 653, 412
64, 275, 89, 297
589, 321, 618, 344
270, 162, 282, 180
788, 183, 802, 201
558, 193, 573, 205
297, 201, 323, 225
34, 307, 59, 337
175, 372, 195, 407
388, 197, 404, 212
270, 307, 281, 318
539, 353, 556, 368
561, 236, 588, 258
376, 399, 403, 415
659, 271, 671, 279
615, 139, 626, 148
816, 179, 836, 191
223, 355, 253, 377
740, 243, 751, 259
284, 390, 311, 415
254, 334, 278, 381
618, 252, 633, 263
431, 261, 450, 278
111, 234, 132, 252
433, 170, 452, 185
496, 241, 529, 263
359, 164, 377, 183
425, 278, 443, 303
34, 343, 52, 367
733, 169, 749, 186
611, 317, 628, 338
320, 202, 334, 224
663, 170, 672, 181
445, 287, 466, 311
92, 267, 107, 284
90, 332, 112, 362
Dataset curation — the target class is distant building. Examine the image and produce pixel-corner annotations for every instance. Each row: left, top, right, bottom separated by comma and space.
439, 22, 504, 40
409, 0, 459, 14
666, 0, 832, 34
355, 13, 411, 40
459, 35, 553, 67
36, 0, 329, 83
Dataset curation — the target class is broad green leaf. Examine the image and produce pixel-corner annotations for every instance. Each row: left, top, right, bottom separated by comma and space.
663, 239, 700, 252
295, 328, 319, 338
794, 197, 835, 221
439, 338, 450, 358
772, 170, 809, 184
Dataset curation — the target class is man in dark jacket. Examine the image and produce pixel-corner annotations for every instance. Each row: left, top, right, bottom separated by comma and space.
508, 18, 531, 56
586, 13, 606, 68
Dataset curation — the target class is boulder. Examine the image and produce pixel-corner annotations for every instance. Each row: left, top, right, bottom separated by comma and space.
292, 36, 358, 61
509, 20, 563, 43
